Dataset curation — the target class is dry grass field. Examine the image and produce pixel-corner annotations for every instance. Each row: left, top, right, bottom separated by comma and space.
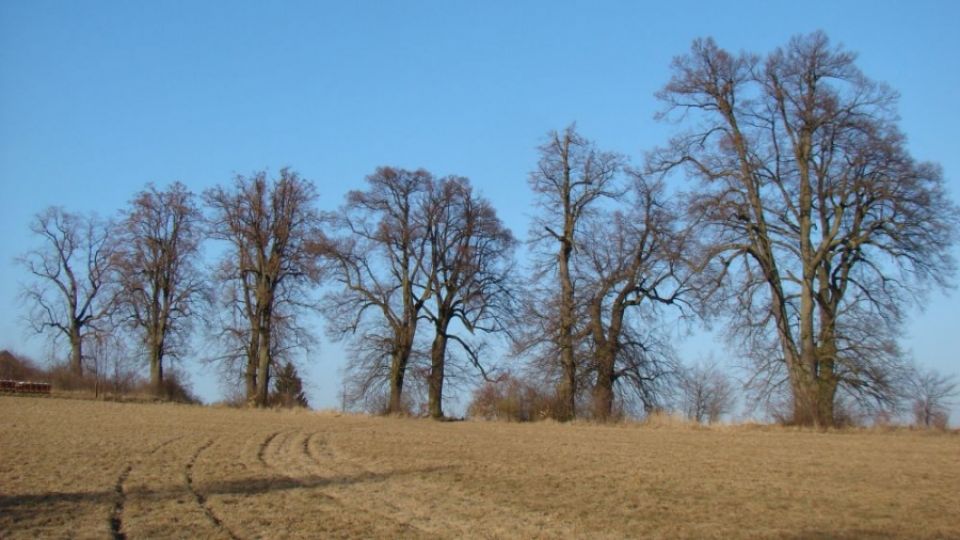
1, 396, 958, 539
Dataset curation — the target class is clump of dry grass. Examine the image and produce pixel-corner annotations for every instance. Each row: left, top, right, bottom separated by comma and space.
2, 395, 958, 539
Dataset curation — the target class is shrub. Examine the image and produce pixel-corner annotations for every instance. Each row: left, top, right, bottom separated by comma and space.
467, 374, 556, 422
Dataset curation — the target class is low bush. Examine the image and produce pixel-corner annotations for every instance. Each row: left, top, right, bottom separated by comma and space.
467, 374, 557, 422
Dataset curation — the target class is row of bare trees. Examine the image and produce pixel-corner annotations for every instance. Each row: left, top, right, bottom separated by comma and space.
17, 32, 959, 425
19, 183, 206, 397
18, 176, 318, 405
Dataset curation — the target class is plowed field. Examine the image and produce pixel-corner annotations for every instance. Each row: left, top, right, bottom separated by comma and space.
2, 396, 958, 538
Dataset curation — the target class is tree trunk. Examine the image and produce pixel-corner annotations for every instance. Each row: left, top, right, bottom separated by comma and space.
245, 331, 259, 404
815, 336, 839, 427
592, 348, 616, 422
256, 352, 271, 407
557, 235, 576, 421
69, 328, 83, 377
150, 348, 164, 397
255, 319, 272, 407
387, 337, 411, 414
428, 331, 448, 419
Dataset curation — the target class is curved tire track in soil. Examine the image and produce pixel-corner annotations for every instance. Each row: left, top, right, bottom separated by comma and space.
257, 429, 339, 501
109, 436, 183, 540
262, 429, 430, 538
184, 439, 240, 540
256, 431, 283, 468
299, 430, 436, 538
303, 431, 559, 537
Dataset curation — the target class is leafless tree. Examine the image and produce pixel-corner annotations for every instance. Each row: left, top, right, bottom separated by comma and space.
909, 367, 957, 429
115, 182, 206, 396
678, 359, 736, 424
579, 175, 690, 420
205, 169, 323, 407
420, 176, 517, 418
524, 125, 622, 420
320, 167, 433, 415
652, 32, 958, 427
18, 207, 118, 376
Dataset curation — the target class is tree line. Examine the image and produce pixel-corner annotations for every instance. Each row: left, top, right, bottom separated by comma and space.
17, 32, 959, 427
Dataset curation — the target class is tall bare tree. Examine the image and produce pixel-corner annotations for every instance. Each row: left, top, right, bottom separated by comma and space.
420, 176, 517, 419
116, 182, 206, 396
205, 169, 323, 407
321, 167, 433, 414
525, 125, 622, 420
653, 32, 958, 426
579, 176, 690, 420
18, 207, 118, 376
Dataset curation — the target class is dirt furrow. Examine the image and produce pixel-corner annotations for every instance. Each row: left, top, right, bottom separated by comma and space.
256, 430, 282, 467
108, 436, 183, 540
305, 432, 564, 537
184, 439, 240, 540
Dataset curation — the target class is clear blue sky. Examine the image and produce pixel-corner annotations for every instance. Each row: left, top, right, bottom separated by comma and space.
2, 1, 958, 416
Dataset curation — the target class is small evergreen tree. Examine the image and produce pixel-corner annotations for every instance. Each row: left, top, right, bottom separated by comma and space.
270, 361, 309, 408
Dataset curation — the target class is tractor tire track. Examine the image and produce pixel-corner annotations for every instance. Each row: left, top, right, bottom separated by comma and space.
256, 431, 283, 468
109, 436, 183, 540
257, 430, 338, 501
184, 439, 240, 540
303, 431, 555, 537
299, 430, 436, 538
260, 429, 429, 538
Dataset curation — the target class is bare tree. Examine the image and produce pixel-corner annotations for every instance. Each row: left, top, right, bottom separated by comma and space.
18, 207, 118, 376
579, 175, 690, 420
320, 167, 433, 415
909, 367, 958, 429
678, 359, 736, 424
524, 125, 622, 420
205, 169, 323, 407
653, 32, 958, 427
115, 182, 206, 396
420, 176, 517, 419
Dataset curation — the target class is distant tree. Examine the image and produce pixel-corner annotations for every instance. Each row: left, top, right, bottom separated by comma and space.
205, 169, 323, 407
320, 167, 433, 415
18, 207, 118, 376
909, 367, 957, 429
653, 32, 959, 427
523, 125, 622, 421
115, 182, 206, 396
270, 360, 309, 408
678, 360, 736, 424
420, 176, 517, 419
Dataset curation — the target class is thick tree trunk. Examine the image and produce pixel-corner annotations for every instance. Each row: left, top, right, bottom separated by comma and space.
789, 372, 818, 427
256, 352, 270, 407
244, 358, 257, 404
255, 316, 272, 407
428, 331, 448, 419
387, 345, 409, 415
557, 235, 576, 421
245, 328, 259, 404
69, 328, 83, 377
592, 349, 616, 422
814, 335, 839, 427
149, 348, 164, 397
